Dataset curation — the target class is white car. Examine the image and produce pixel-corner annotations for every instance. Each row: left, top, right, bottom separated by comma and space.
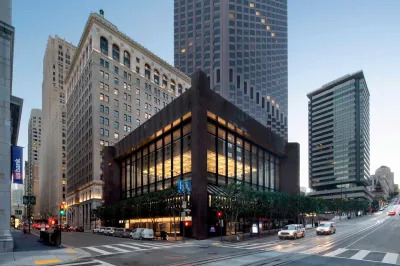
316, 222, 336, 235
108, 227, 116, 236
295, 224, 306, 236
92, 227, 100, 234
130, 228, 154, 240
103, 227, 113, 235
278, 224, 304, 239
98, 227, 105, 234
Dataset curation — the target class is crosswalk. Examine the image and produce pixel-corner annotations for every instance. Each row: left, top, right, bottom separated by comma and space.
79, 241, 188, 257
323, 248, 400, 265
60, 258, 115, 266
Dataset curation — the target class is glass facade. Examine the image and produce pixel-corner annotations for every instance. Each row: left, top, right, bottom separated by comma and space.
308, 72, 370, 200
121, 115, 192, 199
206, 113, 280, 191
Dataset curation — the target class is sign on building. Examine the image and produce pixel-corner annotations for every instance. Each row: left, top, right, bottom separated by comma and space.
12, 146, 23, 184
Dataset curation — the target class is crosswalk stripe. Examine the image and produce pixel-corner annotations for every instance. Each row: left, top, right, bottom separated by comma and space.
324, 248, 347, 257
84, 246, 113, 255
115, 243, 143, 250
102, 245, 130, 253
382, 253, 398, 264
350, 250, 369, 260
244, 243, 276, 249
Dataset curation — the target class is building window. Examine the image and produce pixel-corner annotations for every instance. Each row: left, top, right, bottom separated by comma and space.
114, 66, 119, 74
216, 69, 220, 83
262, 97, 265, 108
114, 121, 119, 129
123, 51, 131, 68
114, 77, 119, 85
154, 69, 160, 85
244, 82, 248, 94
145, 64, 151, 80
250, 87, 254, 99
256, 92, 259, 104
112, 44, 120, 62
237, 75, 240, 89
229, 69, 233, 82
170, 79, 176, 93
114, 88, 119, 95
178, 84, 183, 95
114, 133, 119, 140
162, 75, 168, 89
100, 36, 108, 55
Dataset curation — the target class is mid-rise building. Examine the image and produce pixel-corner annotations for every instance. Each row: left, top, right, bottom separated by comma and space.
174, 0, 288, 139
65, 12, 191, 229
308, 71, 372, 201
1, 0, 23, 252
26, 109, 42, 219
39, 36, 76, 222
368, 166, 395, 200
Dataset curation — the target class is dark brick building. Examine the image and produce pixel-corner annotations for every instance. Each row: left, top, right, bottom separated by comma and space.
103, 70, 299, 239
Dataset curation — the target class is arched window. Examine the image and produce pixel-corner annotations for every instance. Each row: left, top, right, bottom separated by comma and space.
100, 36, 108, 55
145, 64, 151, 79
170, 79, 176, 93
123, 51, 130, 68
112, 44, 120, 61
162, 75, 168, 89
154, 69, 160, 85
178, 84, 183, 95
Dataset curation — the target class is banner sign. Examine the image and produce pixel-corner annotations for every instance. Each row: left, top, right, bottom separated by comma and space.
12, 145, 23, 184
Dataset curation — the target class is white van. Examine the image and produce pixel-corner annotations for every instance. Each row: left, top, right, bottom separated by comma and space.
130, 228, 154, 240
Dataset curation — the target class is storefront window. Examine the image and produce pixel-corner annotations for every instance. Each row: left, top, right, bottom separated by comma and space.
182, 124, 192, 174
258, 151, 263, 188
265, 152, 270, 189
217, 128, 226, 180
126, 159, 131, 197
251, 146, 257, 188
236, 138, 243, 182
164, 135, 172, 180
270, 156, 275, 190
149, 146, 155, 185
227, 134, 235, 179
121, 161, 126, 197
276, 158, 280, 191
137, 153, 142, 193
172, 129, 181, 177
143, 149, 148, 188
156, 140, 163, 186
132, 155, 136, 194
244, 142, 251, 184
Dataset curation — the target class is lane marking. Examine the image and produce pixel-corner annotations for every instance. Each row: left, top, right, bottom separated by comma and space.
382, 253, 399, 264
324, 248, 347, 257
350, 250, 370, 260
84, 246, 113, 255
34, 259, 61, 265
102, 245, 130, 253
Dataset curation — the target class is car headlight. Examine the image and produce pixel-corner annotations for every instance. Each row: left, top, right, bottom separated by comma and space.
289, 231, 294, 235
278, 232, 281, 235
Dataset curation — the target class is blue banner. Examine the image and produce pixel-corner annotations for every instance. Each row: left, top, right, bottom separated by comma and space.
12, 145, 23, 184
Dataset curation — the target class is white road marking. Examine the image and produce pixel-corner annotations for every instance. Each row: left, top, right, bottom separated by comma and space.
84, 246, 113, 255
324, 248, 347, 257
102, 245, 130, 253
115, 243, 142, 250
382, 253, 399, 264
61, 259, 115, 266
350, 250, 370, 260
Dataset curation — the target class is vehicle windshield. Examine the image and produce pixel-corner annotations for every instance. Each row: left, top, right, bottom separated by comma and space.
320, 223, 330, 227
284, 225, 297, 230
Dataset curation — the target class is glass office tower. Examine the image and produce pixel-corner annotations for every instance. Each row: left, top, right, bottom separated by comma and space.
174, 0, 288, 139
307, 71, 372, 201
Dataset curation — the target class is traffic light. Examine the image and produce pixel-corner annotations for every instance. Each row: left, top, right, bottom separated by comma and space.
217, 211, 223, 218
184, 221, 191, 227
59, 203, 66, 216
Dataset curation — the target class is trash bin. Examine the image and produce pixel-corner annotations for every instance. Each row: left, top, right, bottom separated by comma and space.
51, 229, 62, 246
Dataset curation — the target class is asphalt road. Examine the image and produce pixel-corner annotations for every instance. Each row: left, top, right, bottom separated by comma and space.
57, 207, 400, 265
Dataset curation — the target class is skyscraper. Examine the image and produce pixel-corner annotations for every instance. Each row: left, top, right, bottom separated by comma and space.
1, 0, 23, 252
174, 0, 288, 139
307, 71, 372, 201
27, 109, 42, 219
65, 12, 190, 229
39, 36, 76, 222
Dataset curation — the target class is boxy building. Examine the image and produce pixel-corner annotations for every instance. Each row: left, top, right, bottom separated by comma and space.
103, 71, 299, 239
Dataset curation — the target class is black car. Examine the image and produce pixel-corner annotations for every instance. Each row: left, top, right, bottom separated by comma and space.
75, 226, 84, 232
61, 224, 71, 232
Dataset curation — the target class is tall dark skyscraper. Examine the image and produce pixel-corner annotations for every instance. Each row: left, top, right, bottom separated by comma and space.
307, 71, 372, 201
174, 0, 288, 139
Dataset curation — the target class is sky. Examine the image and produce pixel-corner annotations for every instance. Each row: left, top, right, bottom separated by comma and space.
11, 0, 400, 189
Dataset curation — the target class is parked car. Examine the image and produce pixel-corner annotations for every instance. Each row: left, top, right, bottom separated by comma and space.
122, 229, 132, 238
388, 211, 396, 216
99, 227, 105, 234
61, 224, 71, 232
109, 227, 116, 236
69, 226, 77, 232
316, 222, 336, 235
113, 228, 131, 237
103, 227, 113, 235
278, 224, 304, 239
92, 227, 100, 234
130, 228, 154, 240
74, 226, 84, 232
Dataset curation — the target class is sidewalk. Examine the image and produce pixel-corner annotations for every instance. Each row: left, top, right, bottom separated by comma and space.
0, 229, 90, 266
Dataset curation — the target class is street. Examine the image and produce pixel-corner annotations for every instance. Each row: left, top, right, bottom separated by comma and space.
51, 210, 400, 266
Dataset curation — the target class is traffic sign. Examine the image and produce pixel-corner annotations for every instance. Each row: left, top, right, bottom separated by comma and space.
15, 210, 22, 215
177, 180, 192, 195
